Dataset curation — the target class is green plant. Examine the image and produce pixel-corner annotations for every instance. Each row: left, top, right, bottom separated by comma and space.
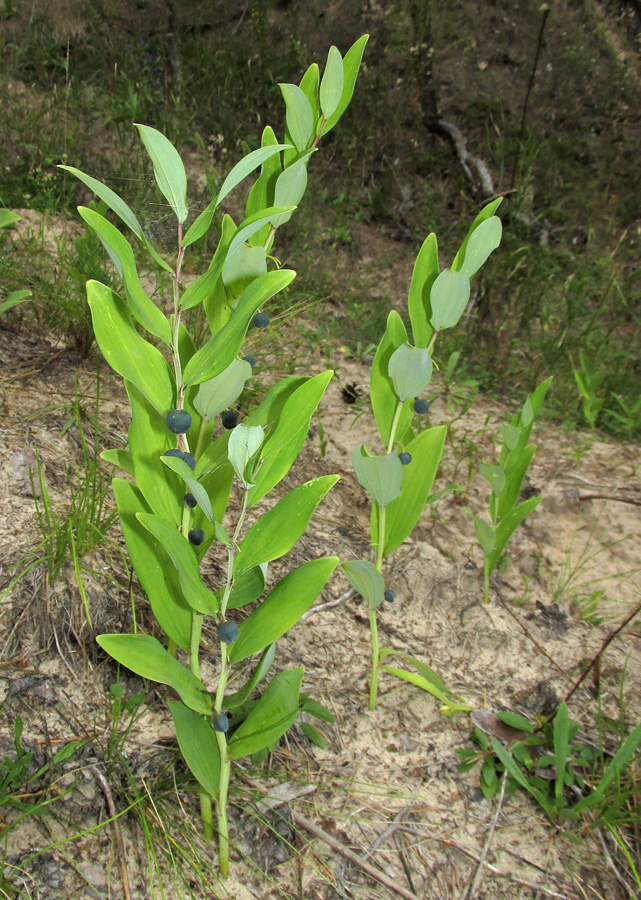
473, 377, 552, 603
606, 392, 641, 438
62, 37, 368, 877
573, 351, 605, 429
458, 703, 641, 826
340, 200, 504, 709
0, 209, 32, 315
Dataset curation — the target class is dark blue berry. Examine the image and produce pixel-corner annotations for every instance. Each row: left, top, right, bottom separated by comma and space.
163, 448, 184, 461
413, 398, 430, 415
213, 714, 229, 733
251, 312, 269, 329
384, 589, 396, 603
188, 528, 205, 546
184, 493, 197, 509
221, 409, 238, 430
217, 620, 239, 643
183, 452, 196, 471
399, 452, 412, 465
242, 354, 257, 368
166, 409, 192, 434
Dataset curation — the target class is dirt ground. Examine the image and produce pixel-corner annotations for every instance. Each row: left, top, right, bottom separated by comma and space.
1, 222, 641, 900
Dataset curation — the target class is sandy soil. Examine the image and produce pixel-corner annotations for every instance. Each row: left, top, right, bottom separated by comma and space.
1, 226, 640, 900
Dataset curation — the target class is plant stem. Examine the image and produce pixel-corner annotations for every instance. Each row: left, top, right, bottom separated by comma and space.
483, 559, 490, 604
387, 401, 404, 454
368, 608, 380, 711
200, 792, 214, 841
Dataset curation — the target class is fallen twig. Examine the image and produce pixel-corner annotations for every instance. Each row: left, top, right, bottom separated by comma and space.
459, 768, 508, 900
93, 767, 132, 900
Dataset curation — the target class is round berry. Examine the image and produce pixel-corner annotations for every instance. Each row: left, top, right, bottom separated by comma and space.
251, 312, 270, 329
413, 398, 430, 415
183, 452, 196, 471
399, 452, 412, 465
188, 528, 205, 546
242, 354, 257, 368
184, 493, 197, 509
384, 589, 396, 603
217, 620, 239, 644
163, 448, 184, 461
213, 714, 229, 733
166, 409, 192, 434
221, 409, 238, 430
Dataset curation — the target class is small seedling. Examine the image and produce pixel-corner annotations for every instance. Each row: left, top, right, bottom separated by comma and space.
62, 36, 368, 877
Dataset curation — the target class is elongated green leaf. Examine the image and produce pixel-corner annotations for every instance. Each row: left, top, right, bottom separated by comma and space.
87, 281, 174, 414
228, 557, 338, 663
320, 46, 344, 120
100, 448, 134, 476
273, 155, 312, 226
371, 425, 446, 556
554, 702, 570, 807
480, 463, 506, 498
280, 83, 314, 151
228, 206, 296, 256
496, 445, 535, 523
227, 668, 303, 759
249, 371, 333, 506
352, 445, 403, 508
407, 232, 439, 349
235, 475, 339, 576
0, 209, 20, 228
487, 495, 542, 574
323, 34, 369, 135
429, 269, 470, 332
135, 124, 188, 223
573, 723, 641, 812
137, 513, 220, 616
222, 243, 267, 298
160, 455, 213, 522
182, 198, 216, 248
340, 559, 385, 610
224, 645, 275, 710
458, 216, 502, 278
245, 128, 283, 240
193, 358, 252, 422
452, 198, 503, 272
126, 382, 181, 525
299, 63, 320, 123
491, 737, 554, 816
388, 343, 433, 401
97, 634, 211, 715
180, 258, 224, 311
242, 376, 307, 429
113, 479, 191, 649
381, 666, 452, 706
170, 702, 220, 799
370, 310, 413, 448
0, 290, 32, 315
228, 424, 264, 486
474, 516, 496, 556
379, 649, 450, 693
184, 270, 295, 387
79, 208, 172, 344
216, 143, 292, 209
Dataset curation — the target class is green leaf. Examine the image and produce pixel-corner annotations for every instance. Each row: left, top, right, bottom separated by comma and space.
0, 209, 21, 228
480, 463, 506, 497
371, 425, 446, 556
491, 737, 554, 817
319, 46, 344, 120
474, 516, 496, 556
380, 666, 452, 706
458, 216, 502, 278
184, 269, 295, 387
222, 243, 267, 299
279, 83, 314, 151
97, 634, 211, 715
228, 424, 264, 486
501, 424, 520, 451
388, 343, 433, 401
126, 382, 181, 526
216, 143, 292, 209
451, 198, 503, 272
379, 650, 451, 695
182, 198, 216, 248
370, 310, 413, 448
135, 124, 188, 223
554, 702, 570, 807
300, 722, 327, 749
160, 455, 214, 522
227, 668, 303, 760
235, 475, 339, 576
228, 557, 339, 663
100, 448, 134, 477
429, 269, 471, 332
299, 63, 320, 123
497, 711, 535, 733
573, 723, 641, 812
0, 290, 32, 315
249, 370, 332, 506
487, 495, 542, 574
224, 645, 275, 710
193, 358, 253, 421
170, 702, 221, 799
273, 154, 312, 226
113, 479, 191, 649
221, 564, 267, 610
352, 446, 403, 508
137, 514, 220, 617
87, 281, 174, 414
78, 208, 172, 344
340, 559, 385, 610
407, 232, 439, 349
60, 166, 144, 242
323, 34, 369, 135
